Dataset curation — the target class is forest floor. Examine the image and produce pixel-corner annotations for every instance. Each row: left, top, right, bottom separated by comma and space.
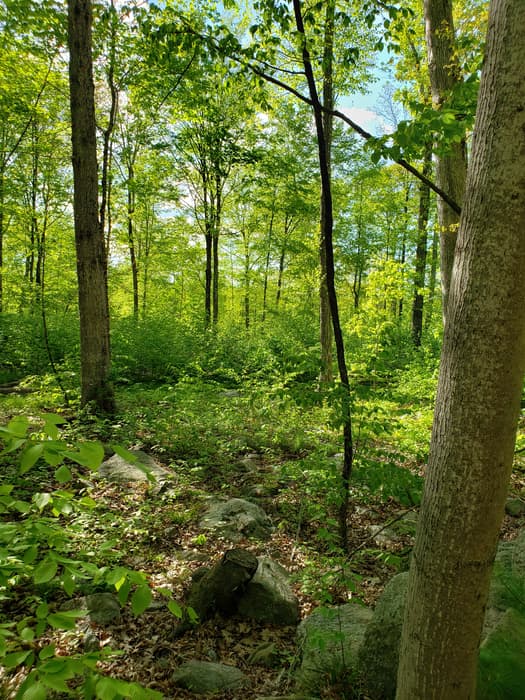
1, 376, 525, 699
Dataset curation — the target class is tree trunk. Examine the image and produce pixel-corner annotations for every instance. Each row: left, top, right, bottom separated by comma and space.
318, 0, 335, 386
396, 2, 525, 697
262, 203, 275, 322
293, 0, 353, 550
127, 162, 139, 318
411, 143, 432, 346
68, 0, 115, 413
424, 0, 467, 320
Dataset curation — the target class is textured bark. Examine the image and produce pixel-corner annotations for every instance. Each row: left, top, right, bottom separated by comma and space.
424, 0, 467, 318
396, 2, 525, 697
68, 0, 115, 413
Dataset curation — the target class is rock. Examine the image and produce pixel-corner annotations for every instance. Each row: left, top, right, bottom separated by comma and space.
98, 449, 171, 486
84, 592, 121, 624
82, 627, 100, 652
172, 661, 247, 694
171, 549, 258, 637
238, 557, 300, 626
200, 497, 273, 541
478, 608, 525, 700
296, 603, 372, 692
505, 497, 525, 517
247, 642, 280, 668
357, 572, 408, 700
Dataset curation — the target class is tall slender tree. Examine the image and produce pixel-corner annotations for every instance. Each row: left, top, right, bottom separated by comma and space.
68, 0, 114, 412
396, 0, 525, 696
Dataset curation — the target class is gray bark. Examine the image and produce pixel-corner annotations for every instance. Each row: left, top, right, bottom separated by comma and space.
396, 1, 525, 697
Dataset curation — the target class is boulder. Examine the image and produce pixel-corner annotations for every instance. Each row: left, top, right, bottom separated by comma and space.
172, 661, 247, 694
238, 557, 300, 625
84, 592, 121, 625
357, 572, 408, 700
505, 497, 525, 517
296, 603, 372, 692
200, 497, 273, 541
98, 449, 170, 486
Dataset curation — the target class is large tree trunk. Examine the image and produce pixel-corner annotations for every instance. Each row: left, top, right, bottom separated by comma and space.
424, 0, 468, 319
396, 2, 525, 697
68, 0, 115, 413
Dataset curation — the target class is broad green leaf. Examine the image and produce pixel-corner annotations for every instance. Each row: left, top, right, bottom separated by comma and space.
20, 443, 44, 474
21, 681, 47, 700
131, 585, 152, 615
41, 414, 65, 440
167, 600, 182, 618
54, 465, 72, 483
47, 610, 84, 630
106, 566, 128, 586
79, 496, 97, 509
3, 650, 31, 668
117, 579, 132, 605
7, 415, 29, 438
33, 558, 58, 584
23, 545, 38, 564
36, 602, 49, 619
61, 569, 75, 596
0, 484, 14, 496
64, 442, 104, 470
39, 645, 55, 661
20, 627, 35, 642
33, 493, 52, 511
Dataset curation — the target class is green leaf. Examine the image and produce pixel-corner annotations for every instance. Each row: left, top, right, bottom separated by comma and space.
39, 644, 56, 660
36, 602, 49, 619
167, 600, 182, 618
54, 465, 72, 483
7, 415, 29, 438
21, 681, 47, 700
23, 545, 38, 564
47, 610, 84, 630
64, 442, 104, 470
20, 443, 44, 474
131, 585, 152, 615
33, 558, 58, 584
41, 414, 65, 440
33, 493, 52, 511
3, 650, 31, 668
117, 580, 132, 605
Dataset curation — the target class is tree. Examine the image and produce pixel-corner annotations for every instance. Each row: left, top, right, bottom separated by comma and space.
396, 1, 525, 696
424, 0, 468, 318
67, 0, 114, 412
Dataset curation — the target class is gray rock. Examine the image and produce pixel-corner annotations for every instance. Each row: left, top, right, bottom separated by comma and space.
84, 593, 121, 625
505, 497, 525, 517
357, 572, 408, 700
200, 497, 273, 541
98, 449, 171, 485
237, 557, 300, 625
296, 603, 372, 692
172, 661, 247, 694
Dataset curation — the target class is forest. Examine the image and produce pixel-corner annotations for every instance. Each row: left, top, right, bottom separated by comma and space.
1, 0, 524, 698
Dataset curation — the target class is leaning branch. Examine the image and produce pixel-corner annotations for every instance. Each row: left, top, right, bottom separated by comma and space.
175, 23, 462, 215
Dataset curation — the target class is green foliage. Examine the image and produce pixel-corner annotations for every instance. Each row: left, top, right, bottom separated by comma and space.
0, 414, 192, 699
